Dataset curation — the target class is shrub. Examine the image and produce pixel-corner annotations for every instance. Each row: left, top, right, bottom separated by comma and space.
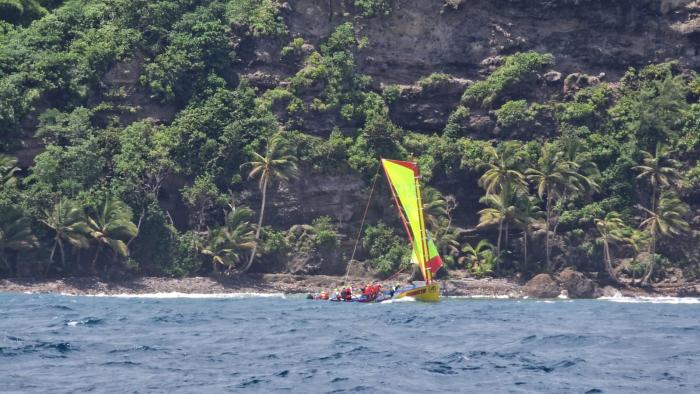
382, 84, 401, 103
162, 231, 203, 277
459, 138, 492, 172
227, 0, 286, 37
353, 0, 391, 17
281, 37, 305, 62
443, 106, 470, 138
0, 0, 48, 25
418, 72, 452, 90
141, 6, 233, 102
495, 99, 534, 129
462, 51, 554, 108
363, 222, 411, 278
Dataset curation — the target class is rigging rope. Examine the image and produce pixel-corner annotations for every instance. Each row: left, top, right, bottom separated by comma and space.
343, 165, 381, 285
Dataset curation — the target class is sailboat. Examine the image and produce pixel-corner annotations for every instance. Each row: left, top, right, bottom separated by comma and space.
381, 159, 443, 302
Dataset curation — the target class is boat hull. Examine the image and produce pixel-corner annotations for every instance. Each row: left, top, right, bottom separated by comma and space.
393, 282, 440, 302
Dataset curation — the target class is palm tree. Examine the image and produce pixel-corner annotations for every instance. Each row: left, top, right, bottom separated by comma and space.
477, 184, 518, 267
513, 193, 544, 270
422, 186, 449, 232
560, 135, 601, 196
479, 142, 527, 196
633, 143, 683, 213
241, 133, 298, 273
85, 197, 139, 274
1, 154, 20, 188
39, 199, 91, 276
200, 206, 257, 274
526, 143, 595, 271
0, 209, 38, 275
594, 212, 627, 284
431, 215, 461, 263
637, 192, 690, 284
460, 239, 495, 272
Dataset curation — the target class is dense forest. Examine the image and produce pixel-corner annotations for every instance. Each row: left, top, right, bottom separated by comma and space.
1, 0, 699, 286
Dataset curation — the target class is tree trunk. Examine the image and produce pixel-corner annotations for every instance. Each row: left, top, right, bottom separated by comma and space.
522, 229, 528, 270
642, 234, 656, 285
126, 208, 145, 248
496, 218, 503, 271
46, 239, 57, 277
58, 240, 66, 273
603, 239, 619, 284
91, 244, 102, 276
545, 193, 552, 272
242, 175, 268, 273
505, 222, 509, 251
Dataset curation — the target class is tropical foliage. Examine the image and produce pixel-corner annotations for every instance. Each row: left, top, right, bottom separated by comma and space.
0, 1, 697, 286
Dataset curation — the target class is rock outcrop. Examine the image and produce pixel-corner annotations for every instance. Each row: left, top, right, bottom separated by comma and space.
523, 274, 561, 298
558, 269, 596, 299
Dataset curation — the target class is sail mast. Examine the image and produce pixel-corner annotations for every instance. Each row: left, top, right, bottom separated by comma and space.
414, 172, 431, 283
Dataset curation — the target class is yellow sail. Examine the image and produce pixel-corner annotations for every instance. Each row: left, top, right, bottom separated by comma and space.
381, 159, 443, 282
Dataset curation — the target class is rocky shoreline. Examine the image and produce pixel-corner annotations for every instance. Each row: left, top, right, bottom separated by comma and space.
1, 271, 699, 299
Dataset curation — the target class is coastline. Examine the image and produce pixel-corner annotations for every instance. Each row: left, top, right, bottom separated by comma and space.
1, 273, 698, 299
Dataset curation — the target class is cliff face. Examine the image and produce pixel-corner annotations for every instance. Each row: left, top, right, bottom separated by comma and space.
278, 0, 700, 82
234, 0, 700, 223
234, 0, 700, 135
5, 0, 699, 278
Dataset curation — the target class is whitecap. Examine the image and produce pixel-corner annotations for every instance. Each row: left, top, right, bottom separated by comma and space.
599, 296, 700, 304
62, 292, 287, 299
447, 295, 512, 299
379, 296, 416, 304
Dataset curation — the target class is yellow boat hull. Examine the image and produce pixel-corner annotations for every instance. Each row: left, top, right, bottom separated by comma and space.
393, 282, 440, 302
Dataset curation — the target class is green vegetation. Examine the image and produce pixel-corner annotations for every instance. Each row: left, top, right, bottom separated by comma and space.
242, 132, 299, 272
363, 223, 411, 277
495, 100, 535, 130
353, 0, 391, 17
0, 1, 697, 286
462, 51, 554, 107
418, 73, 452, 90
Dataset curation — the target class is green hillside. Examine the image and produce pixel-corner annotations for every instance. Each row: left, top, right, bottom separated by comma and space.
1, 0, 699, 286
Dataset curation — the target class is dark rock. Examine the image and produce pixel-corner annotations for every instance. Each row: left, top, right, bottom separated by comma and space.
594, 285, 622, 298
468, 114, 496, 136
523, 274, 560, 298
558, 269, 596, 298
543, 70, 562, 84
388, 78, 469, 132
242, 71, 280, 90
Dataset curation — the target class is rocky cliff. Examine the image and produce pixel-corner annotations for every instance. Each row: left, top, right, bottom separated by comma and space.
3, 0, 699, 280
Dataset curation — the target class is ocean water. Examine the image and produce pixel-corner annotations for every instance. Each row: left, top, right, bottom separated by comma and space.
1, 294, 699, 393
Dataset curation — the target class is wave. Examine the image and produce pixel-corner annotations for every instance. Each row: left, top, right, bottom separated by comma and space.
65, 318, 103, 327
378, 296, 416, 304
60, 292, 287, 299
447, 295, 512, 299
599, 295, 700, 304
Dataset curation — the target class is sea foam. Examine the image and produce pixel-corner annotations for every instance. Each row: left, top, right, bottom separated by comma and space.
599, 295, 700, 304
61, 292, 286, 299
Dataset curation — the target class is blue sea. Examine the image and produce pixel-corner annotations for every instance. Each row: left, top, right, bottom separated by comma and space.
1, 293, 699, 393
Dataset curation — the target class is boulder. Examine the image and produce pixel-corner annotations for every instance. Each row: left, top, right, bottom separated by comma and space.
543, 70, 562, 84
594, 285, 622, 298
558, 269, 595, 298
523, 274, 560, 298
563, 73, 601, 94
